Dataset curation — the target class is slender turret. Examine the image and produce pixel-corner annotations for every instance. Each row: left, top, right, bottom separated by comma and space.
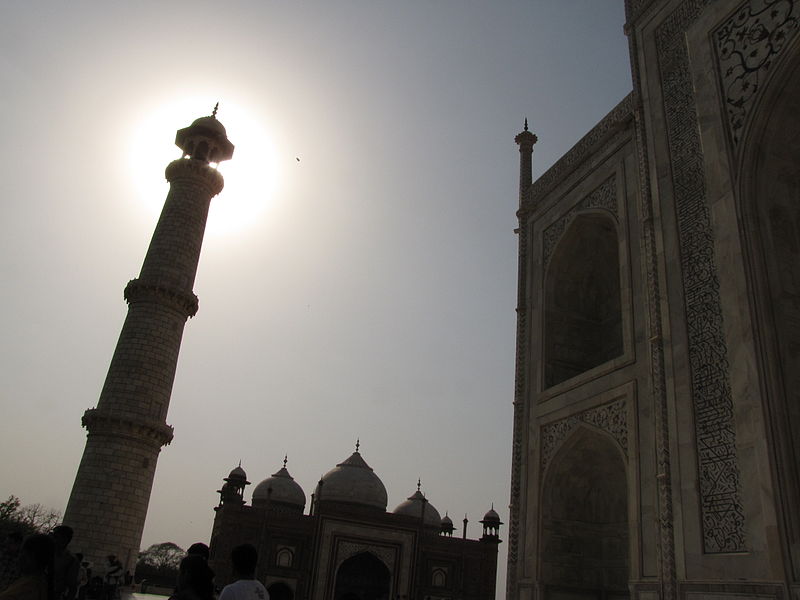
514, 118, 537, 207
64, 109, 234, 570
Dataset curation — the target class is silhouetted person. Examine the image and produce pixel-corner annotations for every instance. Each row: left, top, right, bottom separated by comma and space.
186, 543, 210, 561
51, 526, 78, 600
170, 555, 214, 600
74, 555, 88, 600
103, 556, 122, 600
218, 544, 268, 600
0, 532, 23, 592
0, 533, 55, 600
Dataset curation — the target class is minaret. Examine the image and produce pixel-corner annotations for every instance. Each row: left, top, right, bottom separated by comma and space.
63, 108, 234, 570
508, 119, 536, 598
514, 118, 537, 207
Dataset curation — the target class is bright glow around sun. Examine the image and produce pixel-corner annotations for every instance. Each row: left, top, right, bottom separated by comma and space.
128, 96, 279, 236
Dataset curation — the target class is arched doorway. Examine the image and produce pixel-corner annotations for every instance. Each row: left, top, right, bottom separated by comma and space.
267, 582, 294, 600
541, 427, 629, 599
739, 49, 800, 567
544, 213, 623, 387
333, 552, 391, 600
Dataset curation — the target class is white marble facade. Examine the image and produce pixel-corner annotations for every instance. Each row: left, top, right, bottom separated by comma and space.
507, 1, 800, 598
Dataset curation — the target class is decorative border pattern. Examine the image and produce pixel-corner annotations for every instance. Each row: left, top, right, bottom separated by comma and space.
542, 176, 618, 266
714, 0, 799, 147
656, 0, 747, 554
540, 399, 628, 471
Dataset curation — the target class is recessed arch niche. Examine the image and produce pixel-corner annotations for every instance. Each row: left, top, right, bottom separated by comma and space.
267, 582, 294, 600
739, 48, 800, 555
544, 212, 623, 388
333, 552, 391, 600
540, 426, 629, 599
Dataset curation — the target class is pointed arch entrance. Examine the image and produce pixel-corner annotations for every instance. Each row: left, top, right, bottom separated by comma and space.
267, 582, 294, 600
544, 212, 623, 387
541, 426, 629, 599
333, 552, 391, 600
739, 49, 800, 570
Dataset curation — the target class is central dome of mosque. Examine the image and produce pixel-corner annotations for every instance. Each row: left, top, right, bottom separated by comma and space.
314, 450, 388, 511
252, 462, 306, 511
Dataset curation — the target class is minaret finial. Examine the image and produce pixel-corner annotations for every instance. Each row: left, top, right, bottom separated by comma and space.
212, 102, 219, 118
238, 459, 242, 468
417, 478, 421, 491
283, 454, 288, 469
355, 438, 360, 452
524, 118, 528, 132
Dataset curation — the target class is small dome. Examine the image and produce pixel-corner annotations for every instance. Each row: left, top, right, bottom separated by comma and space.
482, 507, 501, 524
393, 489, 442, 527
314, 451, 387, 510
190, 115, 228, 136
441, 513, 453, 527
252, 465, 306, 510
228, 465, 247, 481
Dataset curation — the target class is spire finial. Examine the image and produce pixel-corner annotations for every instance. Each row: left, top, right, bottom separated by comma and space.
524, 118, 528, 132
238, 459, 241, 468
417, 478, 421, 492
283, 454, 288, 469
355, 438, 360, 452
212, 102, 219, 118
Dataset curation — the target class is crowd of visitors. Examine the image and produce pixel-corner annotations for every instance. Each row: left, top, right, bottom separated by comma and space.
0, 528, 269, 600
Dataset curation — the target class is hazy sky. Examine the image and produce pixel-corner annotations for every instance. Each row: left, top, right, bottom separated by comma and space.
0, 1, 631, 595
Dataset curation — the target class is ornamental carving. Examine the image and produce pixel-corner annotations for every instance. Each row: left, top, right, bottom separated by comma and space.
165, 158, 225, 196
81, 408, 174, 446
540, 398, 628, 471
542, 176, 618, 266
656, 0, 747, 554
124, 278, 199, 318
626, 0, 658, 22
335, 541, 395, 573
715, 0, 799, 147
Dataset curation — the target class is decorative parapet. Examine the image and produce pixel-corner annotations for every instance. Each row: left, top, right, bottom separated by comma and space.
528, 94, 633, 205
82, 408, 174, 447
626, 0, 659, 24
124, 278, 199, 318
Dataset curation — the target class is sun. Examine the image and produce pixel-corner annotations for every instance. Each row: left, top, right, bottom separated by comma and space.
128, 97, 279, 236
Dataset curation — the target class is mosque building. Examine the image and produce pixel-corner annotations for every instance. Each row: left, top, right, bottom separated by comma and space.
208, 446, 501, 600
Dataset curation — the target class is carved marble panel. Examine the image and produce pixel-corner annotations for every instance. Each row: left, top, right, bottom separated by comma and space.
542, 176, 618, 267
656, 0, 747, 554
714, 0, 799, 147
540, 398, 628, 471
335, 541, 396, 573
